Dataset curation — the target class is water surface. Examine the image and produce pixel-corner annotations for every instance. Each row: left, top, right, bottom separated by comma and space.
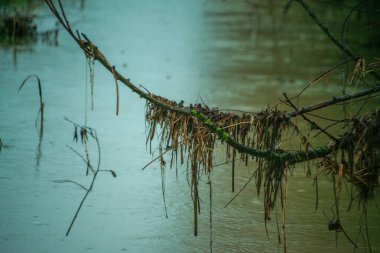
0, 1, 379, 252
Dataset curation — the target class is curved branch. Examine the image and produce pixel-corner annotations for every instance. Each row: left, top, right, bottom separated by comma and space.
82, 38, 335, 163
45, 0, 378, 165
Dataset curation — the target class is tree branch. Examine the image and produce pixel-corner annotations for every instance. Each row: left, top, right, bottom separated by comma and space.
286, 85, 380, 118
45, 0, 378, 165
293, 0, 380, 81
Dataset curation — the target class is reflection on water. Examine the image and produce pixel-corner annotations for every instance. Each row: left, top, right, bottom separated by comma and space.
201, 1, 380, 111
0, 1, 60, 68
0, 0, 379, 252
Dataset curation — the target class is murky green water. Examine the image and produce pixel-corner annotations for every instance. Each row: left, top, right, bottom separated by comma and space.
0, 1, 379, 252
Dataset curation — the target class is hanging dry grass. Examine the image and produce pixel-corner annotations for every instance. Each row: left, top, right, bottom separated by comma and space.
145, 94, 379, 243
145, 95, 300, 235
319, 110, 380, 205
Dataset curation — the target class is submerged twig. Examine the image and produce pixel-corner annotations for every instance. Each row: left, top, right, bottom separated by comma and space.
18, 74, 44, 166
18, 74, 44, 136
62, 118, 116, 236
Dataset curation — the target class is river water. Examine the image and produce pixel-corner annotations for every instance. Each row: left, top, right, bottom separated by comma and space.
0, 1, 379, 252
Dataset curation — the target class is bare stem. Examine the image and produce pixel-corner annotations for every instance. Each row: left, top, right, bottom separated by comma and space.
64, 120, 104, 236
286, 85, 380, 118
18, 74, 44, 138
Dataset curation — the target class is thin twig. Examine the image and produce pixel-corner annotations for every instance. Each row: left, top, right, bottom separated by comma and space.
286, 85, 380, 118
64, 120, 104, 236
99, 169, 117, 177
341, 1, 365, 49
18, 75, 45, 167
65, 145, 95, 174
207, 177, 213, 253
304, 112, 347, 122
53, 180, 88, 191
18, 74, 44, 137
224, 168, 256, 208
141, 132, 199, 171
293, 57, 363, 98
141, 148, 171, 171
283, 92, 338, 141
111, 66, 120, 115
